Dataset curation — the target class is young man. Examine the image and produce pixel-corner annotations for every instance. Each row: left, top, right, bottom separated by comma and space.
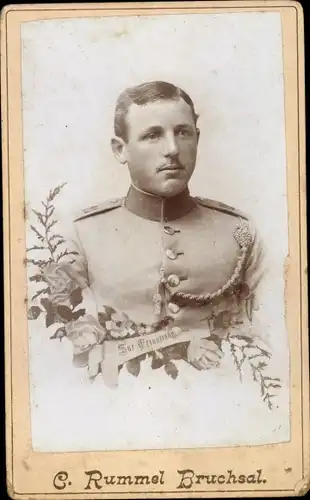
48, 81, 264, 378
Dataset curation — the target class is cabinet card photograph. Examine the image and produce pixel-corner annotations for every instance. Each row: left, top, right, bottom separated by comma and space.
2, 1, 309, 499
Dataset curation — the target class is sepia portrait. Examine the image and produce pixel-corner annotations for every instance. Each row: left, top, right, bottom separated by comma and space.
23, 9, 291, 453
2, 2, 308, 499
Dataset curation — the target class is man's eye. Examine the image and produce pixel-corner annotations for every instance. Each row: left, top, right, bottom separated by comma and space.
146, 132, 160, 140
177, 129, 191, 137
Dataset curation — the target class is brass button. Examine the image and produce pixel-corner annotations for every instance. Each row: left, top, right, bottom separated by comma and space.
164, 225, 175, 235
167, 274, 180, 287
165, 249, 178, 260
168, 302, 180, 314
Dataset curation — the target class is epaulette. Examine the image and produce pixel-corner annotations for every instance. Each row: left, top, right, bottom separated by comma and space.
195, 196, 249, 220
74, 198, 123, 222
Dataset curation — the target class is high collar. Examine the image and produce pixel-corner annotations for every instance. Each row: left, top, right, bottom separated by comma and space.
124, 184, 196, 222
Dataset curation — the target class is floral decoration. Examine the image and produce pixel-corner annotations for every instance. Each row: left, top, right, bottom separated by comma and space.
27, 184, 282, 409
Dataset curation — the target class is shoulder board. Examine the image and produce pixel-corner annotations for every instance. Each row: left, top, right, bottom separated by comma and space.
195, 197, 249, 220
74, 198, 123, 222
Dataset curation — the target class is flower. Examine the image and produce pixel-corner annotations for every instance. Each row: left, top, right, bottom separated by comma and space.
65, 315, 107, 359
43, 261, 88, 305
105, 312, 137, 339
108, 324, 129, 339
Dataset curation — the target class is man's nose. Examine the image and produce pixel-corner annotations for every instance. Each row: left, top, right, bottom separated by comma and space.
163, 132, 179, 157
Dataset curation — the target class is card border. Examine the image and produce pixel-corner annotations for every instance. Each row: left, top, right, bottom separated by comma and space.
2, 1, 308, 498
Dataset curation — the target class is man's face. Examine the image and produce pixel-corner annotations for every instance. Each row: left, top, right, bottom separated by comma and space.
114, 98, 199, 197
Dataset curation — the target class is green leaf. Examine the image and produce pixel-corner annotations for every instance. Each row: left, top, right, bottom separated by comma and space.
29, 274, 46, 283
98, 306, 116, 323
126, 358, 141, 377
135, 353, 146, 362
27, 306, 42, 320
56, 250, 79, 262
248, 353, 263, 361
27, 258, 52, 268
151, 355, 164, 370
50, 327, 67, 341
260, 379, 265, 397
56, 305, 73, 321
72, 308, 86, 320
46, 312, 55, 328
266, 383, 282, 389
32, 209, 45, 225
27, 245, 46, 252
47, 183, 67, 202
52, 240, 65, 251
49, 234, 65, 243
254, 345, 272, 359
70, 287, 83, 308
251, 368, 258, 382
47, 206, 55, 217
32, 286, 50, 301
30, 225, 45, 242
46, 219, 58, 232
257, 361, 268, 370
229, 342, 242, 375
41, 297, 53, 313
164, 361, 178, 380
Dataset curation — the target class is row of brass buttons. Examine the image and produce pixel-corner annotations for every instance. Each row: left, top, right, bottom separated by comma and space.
163, 225, 181, 314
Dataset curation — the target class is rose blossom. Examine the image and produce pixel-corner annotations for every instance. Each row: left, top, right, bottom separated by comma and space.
43, 261, 88, 305
65, 315, 107, 359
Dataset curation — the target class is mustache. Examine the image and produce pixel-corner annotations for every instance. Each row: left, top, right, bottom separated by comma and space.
157, 160, 184, 172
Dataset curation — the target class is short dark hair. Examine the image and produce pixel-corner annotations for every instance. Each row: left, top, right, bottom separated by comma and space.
114, 80, 199, 141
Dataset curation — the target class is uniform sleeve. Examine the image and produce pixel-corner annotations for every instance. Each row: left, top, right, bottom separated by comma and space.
42, 218, 99, 317
66, 222, 90, 285
241, 219, 270, 344
48, 219, 90, 288
243, 219, 266, 296
67, 221, 100, 314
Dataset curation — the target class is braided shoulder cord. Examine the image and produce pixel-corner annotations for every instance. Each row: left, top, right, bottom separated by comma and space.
163, 218, 253, 307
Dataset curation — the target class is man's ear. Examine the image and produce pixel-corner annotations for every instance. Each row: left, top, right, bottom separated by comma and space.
111, 137, 127, 164
196, 128, 200, 143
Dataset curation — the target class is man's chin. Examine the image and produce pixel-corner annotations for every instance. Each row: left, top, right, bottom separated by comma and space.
154, 178, 188, 198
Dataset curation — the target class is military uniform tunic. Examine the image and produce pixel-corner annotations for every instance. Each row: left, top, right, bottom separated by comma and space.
70, 185, 264, 361
37, 186, 288, 451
